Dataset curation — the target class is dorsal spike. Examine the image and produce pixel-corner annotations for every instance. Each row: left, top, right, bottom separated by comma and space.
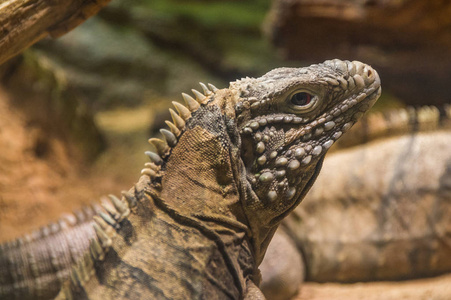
93, 222, 112, 248
199, 82, 211, 95
94, 214, 113, 233
165, 120, 181, 136
70, 264, 83, 287
191, 89, 208, 104
91, 204, 103, 215
207, 83, 219, 92
101, 198, 121, 220
144, 162, 159, 171
121, 190, 137, 208
99, 212, 117, 228
169, 108, 186, 129
90, 237, 105, 260
148, 138, 169, 156
182, 93, 200, 112
108, 194, 130, 218
145, 150, 163, 165
172, 101, 191, 120
141, 168, 157, 178
160, 128, 177, 147
82, 252, 94, 278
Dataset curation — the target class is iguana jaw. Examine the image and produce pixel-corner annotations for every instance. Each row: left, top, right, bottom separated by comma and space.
230, 59, 381, 263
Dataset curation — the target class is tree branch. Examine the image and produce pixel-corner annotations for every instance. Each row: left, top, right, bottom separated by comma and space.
0, 0, 111, 65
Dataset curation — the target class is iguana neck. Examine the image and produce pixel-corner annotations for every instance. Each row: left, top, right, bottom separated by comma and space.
149, 87, 280, 274
154, 89, 247, 230
54, 175, 255, 299
144, 91, 261, 282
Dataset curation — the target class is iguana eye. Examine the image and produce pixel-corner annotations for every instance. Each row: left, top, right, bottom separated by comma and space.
291, 92, 311, 106
287, 90, 317, 112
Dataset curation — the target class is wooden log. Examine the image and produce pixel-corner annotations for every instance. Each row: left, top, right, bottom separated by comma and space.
0, 0, 111, 65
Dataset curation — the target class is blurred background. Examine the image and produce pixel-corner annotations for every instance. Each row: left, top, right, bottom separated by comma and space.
0, 0, 283, 242
0, 0, 450, 299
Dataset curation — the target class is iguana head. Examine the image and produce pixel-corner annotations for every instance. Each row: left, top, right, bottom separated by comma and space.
142, 59, 380, 265
227, 59, 381, 260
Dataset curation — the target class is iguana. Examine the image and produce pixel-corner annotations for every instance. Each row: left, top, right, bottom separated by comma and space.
260, 105, 451, 299
3, 106, 448, 300
0, 59, 381, 299
3, 105, 448, 300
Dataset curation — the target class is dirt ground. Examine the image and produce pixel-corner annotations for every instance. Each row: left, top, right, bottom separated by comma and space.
0, 88, 450, 299
0, 87, 149, 242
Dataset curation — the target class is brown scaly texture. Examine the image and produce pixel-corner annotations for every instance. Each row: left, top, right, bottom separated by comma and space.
290, 131, 451, 282
2, 105, 448, 300
0, 60, 381, 299
332, 104, 451, 150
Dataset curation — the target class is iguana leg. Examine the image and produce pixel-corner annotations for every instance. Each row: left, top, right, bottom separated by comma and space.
259, 228, 304, 300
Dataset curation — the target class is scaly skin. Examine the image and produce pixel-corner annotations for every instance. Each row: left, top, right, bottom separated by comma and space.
259, 105, 451, 299
2, 106, 447, 300
0, 60, 381, 299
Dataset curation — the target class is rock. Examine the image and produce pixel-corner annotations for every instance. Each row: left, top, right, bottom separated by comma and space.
0, 53, 106, 160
